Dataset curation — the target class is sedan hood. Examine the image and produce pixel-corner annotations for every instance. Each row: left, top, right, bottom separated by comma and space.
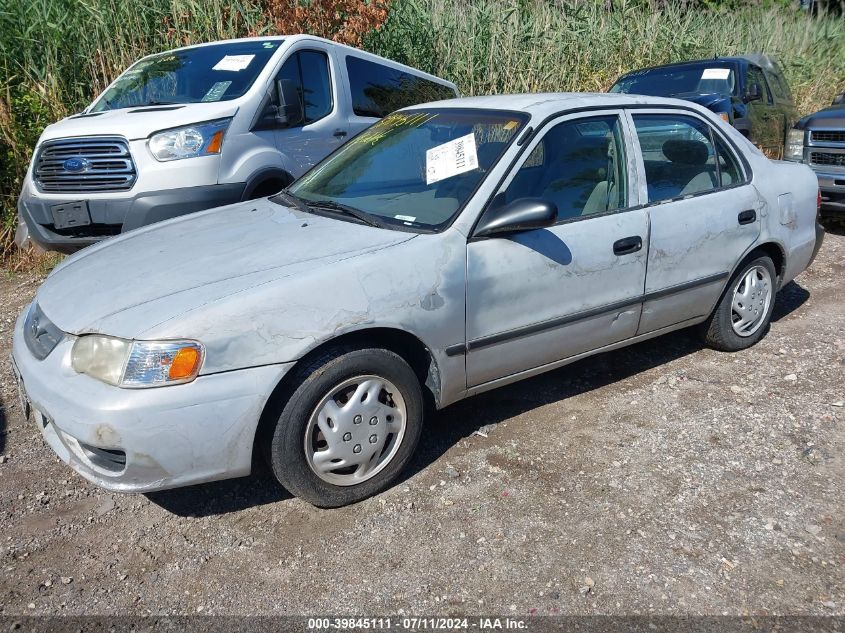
36, 198, 415, 335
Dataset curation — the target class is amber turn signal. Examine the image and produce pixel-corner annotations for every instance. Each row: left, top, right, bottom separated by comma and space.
169, 346, 202, 380
206, 129, 225, 154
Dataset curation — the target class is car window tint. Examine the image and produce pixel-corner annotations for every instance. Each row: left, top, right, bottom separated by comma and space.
346, 56, 457, 118
715, 136, 743, 187
499, 115, 627, 221
277, 50, 332, 125
632, 114, 719, 203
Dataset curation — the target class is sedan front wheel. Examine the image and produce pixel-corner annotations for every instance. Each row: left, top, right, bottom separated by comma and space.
267, 345, 424, 507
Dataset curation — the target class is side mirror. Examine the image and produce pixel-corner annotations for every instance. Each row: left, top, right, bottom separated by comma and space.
833, 92, 845, 106
474, 198, 558, 238
276, 79, 304, 128
744, 83, 762, 103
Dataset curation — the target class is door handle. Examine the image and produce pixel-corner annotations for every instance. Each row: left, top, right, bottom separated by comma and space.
738, 209, 756, 225
333, 129, 348, 138
613, 236, 643, 256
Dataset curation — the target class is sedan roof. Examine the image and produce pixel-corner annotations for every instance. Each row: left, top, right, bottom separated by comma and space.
403, 92, 714, 120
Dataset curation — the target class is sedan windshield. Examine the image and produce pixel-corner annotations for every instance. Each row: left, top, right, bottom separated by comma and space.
286, 109, 528, 231
90, 40, 281, 112
610, 63, 737, 98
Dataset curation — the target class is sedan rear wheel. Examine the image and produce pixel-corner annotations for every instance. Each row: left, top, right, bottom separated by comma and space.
700, 254, 777, 352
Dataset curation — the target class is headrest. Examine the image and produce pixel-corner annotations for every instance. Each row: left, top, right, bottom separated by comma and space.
662, 139, 709, 166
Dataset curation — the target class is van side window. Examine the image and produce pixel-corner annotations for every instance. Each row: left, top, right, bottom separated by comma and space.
346, 56, 457, 118
499, 115, 628, 221
632, 114, 720, 203
277, 50, 333, 124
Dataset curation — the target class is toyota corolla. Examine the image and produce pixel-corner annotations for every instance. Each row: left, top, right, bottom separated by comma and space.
11, 93, 823, 507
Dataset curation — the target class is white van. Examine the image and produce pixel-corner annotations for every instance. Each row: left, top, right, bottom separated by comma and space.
16, 35, 458, 253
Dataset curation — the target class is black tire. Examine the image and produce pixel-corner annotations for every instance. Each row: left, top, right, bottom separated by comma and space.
266, 345, 424, 508
699, 254, 778, 352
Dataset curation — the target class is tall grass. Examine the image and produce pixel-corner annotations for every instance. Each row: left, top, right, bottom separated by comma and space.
1, 0, 843, 262
368, 0, 845, 114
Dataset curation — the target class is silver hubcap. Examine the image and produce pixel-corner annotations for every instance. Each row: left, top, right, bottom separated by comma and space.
304, 375, 407, 486
731, 265, 772, 337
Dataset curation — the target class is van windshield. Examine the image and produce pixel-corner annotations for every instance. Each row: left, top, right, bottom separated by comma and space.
285, 109, 528, 231
610, 63, 737, 98
90, 40, 282, 112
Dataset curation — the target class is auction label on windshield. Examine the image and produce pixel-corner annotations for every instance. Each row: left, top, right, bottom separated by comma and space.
701, 68, 731, 80
213, 54, 255, 72
426, 132, 479, 185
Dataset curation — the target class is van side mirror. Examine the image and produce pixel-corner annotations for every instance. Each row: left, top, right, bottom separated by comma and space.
276, 79, 304, 127
474, 198, 558, 238
744, 83, 762, 103
254, 79, 304, 130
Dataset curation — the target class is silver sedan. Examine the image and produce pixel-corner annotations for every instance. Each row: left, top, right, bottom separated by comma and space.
12, 94, 823, 507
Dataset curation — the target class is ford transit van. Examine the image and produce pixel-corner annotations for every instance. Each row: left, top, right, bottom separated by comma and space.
16, 35, 458, 253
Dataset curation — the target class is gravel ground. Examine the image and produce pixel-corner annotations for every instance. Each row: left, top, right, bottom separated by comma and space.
0, 229, 842, 618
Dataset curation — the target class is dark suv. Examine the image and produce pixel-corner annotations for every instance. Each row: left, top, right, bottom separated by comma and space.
610, 54, 797, 159
786, 91, 845, 218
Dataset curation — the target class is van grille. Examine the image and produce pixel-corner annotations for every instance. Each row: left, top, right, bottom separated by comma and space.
34, 137, 136, 192
810, 130, 845, 144
809, 151, 845, 168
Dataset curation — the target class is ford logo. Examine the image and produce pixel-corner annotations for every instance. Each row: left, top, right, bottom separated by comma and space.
63, 157, 91, 173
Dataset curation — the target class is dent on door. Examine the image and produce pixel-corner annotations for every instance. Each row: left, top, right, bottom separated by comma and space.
465, 209, 649, 387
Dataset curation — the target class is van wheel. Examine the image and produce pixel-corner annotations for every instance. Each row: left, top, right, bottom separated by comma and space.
266, 346, 424, 508
700, 255, 777, 352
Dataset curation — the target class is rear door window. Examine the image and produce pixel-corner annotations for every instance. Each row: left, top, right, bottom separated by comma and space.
346, 56, 457, 118
632, 114, 720, 202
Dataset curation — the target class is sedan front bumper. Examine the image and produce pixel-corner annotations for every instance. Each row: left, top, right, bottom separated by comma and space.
11, 308, 292, 493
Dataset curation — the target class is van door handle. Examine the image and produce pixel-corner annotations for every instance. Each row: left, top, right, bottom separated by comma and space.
613, 236, 643, 256
333, 129, 348, 138
738, 209, 756, 225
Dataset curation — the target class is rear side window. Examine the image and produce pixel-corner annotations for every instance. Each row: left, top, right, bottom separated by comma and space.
632, 114, 720, 203
714, 136, 743, 186
346, 56, 457, 118
277, 50, 332, 124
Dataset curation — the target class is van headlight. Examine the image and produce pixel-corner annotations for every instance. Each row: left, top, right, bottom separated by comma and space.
148, 118, 230, 161
71, 336, 204, 388
785, 129, 804, 162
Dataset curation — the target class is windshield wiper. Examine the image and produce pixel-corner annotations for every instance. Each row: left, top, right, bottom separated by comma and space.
306, 200, 386, 228
275, 190, 312, 214
132, 100, 179, 108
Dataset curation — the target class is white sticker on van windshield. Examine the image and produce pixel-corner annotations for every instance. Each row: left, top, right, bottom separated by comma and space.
425, 133, 478, 185
201, 81, 232, 102
213, 54, 255, 72
701, 68, 731, 80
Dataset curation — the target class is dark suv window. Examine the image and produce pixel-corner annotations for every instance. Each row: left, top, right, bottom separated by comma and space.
501, 115, 628, 221
747, 66, 773, 105
346, 56, 457, 118
277, 50, 332, 124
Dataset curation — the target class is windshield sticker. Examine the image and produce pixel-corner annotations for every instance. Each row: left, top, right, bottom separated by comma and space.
426, 133, 478, 185
213, 54, 255, 72
701, 68, 731, 80
201, 81, 232, 102
503, 120, 519, 131
395, 215, 416, 222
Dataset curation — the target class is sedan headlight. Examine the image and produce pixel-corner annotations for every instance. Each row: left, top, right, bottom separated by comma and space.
785, 128, 804, 162
71, 336, 204, 388
148, 118, 230, 162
